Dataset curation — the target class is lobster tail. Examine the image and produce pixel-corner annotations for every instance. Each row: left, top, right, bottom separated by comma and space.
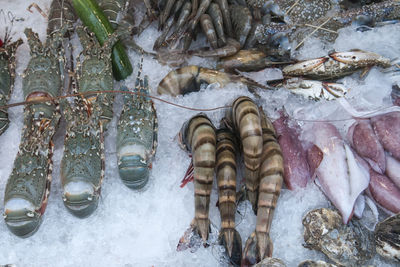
62, 179, 99, 218
118, 150, 150, 189
242, 231, 273, 267
3, 202, 41, 237
219, 228, 242, 266
3, 147, 53, 237
4, 139, 55, 237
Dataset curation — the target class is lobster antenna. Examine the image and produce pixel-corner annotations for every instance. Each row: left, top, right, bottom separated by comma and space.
27, 3, 48, 18
0, 90, 232, 111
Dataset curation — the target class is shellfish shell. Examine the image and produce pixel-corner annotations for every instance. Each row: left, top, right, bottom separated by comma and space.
374, 213, 400, 262
302, 208, 375, 266
254, 257, 286, 267
298, 260, 337, 267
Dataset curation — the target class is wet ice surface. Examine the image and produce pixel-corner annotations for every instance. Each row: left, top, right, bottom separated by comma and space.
0, 1, 399, 266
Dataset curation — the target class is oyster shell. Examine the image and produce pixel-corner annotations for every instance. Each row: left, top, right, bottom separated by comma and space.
374, 213, 400, 262
302, 208, 375, 266
254, 258, 286, 267
298, 260, 337, 267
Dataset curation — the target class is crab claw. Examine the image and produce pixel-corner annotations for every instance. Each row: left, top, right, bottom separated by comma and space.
219, 228, 242, 266
329, 50, 391, 68
282, 57, 328, 76
242, 231, 273, 267
322, 82, 348, 98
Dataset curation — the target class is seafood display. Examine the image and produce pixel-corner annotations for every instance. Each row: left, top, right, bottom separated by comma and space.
1, 0, 400, 265
3, 26, 67, 237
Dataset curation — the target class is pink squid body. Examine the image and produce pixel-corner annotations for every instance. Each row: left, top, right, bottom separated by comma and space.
385, 154, 400, 190
369, 169, 400, 214
307, 123, 370, 224
273, 112, 310, 190
348, 120, 386, 174
371, 111, 400, 161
